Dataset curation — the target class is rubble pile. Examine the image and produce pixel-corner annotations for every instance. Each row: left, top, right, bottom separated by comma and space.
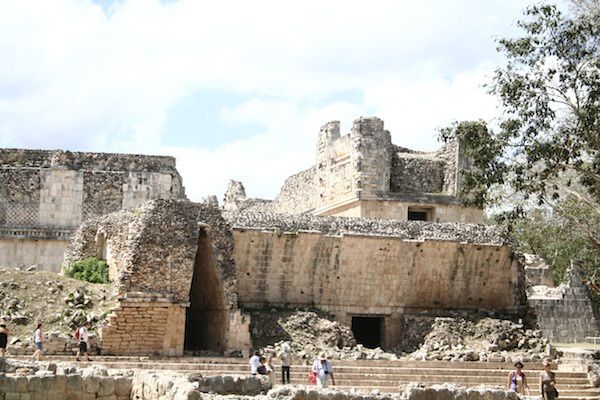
409, 317, 549, 362
251, 310, 397, 361
0, 267, 115, 354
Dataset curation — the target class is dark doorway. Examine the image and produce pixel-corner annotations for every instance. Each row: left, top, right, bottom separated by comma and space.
184, 228, 228, 353
351, 316, 383, 349
408, 210, 428, 221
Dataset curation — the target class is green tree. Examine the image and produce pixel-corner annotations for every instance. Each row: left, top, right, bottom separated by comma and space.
440, 3, 600, 283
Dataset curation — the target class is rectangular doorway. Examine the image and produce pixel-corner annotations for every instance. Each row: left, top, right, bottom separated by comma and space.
351, 316, 383, 349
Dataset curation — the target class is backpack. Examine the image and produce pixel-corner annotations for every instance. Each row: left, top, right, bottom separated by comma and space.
74, 327, 80, 341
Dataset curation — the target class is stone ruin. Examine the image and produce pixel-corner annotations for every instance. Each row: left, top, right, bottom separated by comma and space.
1, 115, 599, 357
0, 149, 186, 271
223, 117, 482, 224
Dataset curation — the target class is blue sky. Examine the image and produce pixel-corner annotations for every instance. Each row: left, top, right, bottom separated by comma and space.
0, 0, 569, 201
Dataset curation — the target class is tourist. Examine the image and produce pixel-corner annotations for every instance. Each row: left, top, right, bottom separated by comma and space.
279, 342, 292, 384
249, 350, 261, 375
311, 352, 335, 388
265, 354, 275, 382
0, 322, 10, 358
257, 356, 268, 375
507, 361, 530, 396
75, 321, 93, 362
32, 323, 44, 361
540, 359, 557, 400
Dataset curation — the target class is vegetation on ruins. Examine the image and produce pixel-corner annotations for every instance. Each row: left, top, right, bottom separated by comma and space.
440, 3, 600, 285
65, 257, 110, 284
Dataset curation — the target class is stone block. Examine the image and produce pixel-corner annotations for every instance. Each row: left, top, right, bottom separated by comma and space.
66, 375, 82, 392
29, 392, 47, 400
4, 394, 19, 400
26, 377, 42, 393
15, 376, 27, 393
0, 376, 16, 393
65, 390, 82, 400
98, 378, 115, 397
82, 376, 100, 394
19, 394, 30, 400
80, 393, 96, 400
113, 377, 131, 397
46, 392, 63, 400
97, 396, 116, 400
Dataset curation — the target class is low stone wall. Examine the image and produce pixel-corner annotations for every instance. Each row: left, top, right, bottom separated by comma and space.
0, 370, 132, 400
0, 361, 519, 400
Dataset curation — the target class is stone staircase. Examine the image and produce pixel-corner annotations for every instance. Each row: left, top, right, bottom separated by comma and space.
9, 356, 600, 400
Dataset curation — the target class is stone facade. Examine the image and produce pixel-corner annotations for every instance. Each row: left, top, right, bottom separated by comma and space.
228, 213, 524, 350
65, 199, 525, 355
0, 149, 186, 271
224, 117, 483, 223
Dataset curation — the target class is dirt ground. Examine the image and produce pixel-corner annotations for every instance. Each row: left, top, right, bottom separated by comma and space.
0, 266, 116, 341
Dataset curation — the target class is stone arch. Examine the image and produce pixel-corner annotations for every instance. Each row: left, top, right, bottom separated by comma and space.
184, 226, 229, 352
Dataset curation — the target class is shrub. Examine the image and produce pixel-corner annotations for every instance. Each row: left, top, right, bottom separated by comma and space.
65, 257, 109, 284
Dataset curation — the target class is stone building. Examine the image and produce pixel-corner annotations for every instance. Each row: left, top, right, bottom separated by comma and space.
64, 198, 523, 356
224, 117, 482, 223
0, 149, 186, 271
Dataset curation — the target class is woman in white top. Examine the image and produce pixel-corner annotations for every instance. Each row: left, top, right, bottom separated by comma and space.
32, 323, 44, 361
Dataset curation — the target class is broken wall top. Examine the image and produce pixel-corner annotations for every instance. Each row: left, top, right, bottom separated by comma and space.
0, 148, 179, 173
225, 211, 507, 245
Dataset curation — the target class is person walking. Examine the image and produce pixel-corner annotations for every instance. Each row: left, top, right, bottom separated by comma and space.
0, 322, 10, 358
32, 323, 44, 361
75, 321, 93, 362
311, 352, 335, 388
279, 342, 292, 384
507, 361, 531, 396
540, 359, 557, 400
249, 350, 261, 375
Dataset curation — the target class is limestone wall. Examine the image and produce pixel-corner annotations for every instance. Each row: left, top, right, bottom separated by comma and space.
0, 236, 68, 270
101, 294, 186, 356
233, 229, 521, 313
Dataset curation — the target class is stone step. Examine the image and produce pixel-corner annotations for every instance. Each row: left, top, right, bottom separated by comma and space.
8, 355, 528, 369
122, 367, 590, 386
74, 361, 588, 380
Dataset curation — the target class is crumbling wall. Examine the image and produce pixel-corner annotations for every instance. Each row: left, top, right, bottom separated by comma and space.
390, 153, 445, 193
272, 167, 317, 214
528, 261, 600, 343
267, 117, 479, 222
64, 199, 244, 356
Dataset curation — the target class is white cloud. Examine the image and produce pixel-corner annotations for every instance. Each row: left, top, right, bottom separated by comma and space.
0, 0, 533, 200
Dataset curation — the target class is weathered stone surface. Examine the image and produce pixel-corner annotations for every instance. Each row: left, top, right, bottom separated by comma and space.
528, 262, 600, 343
225, 211, 504, 244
